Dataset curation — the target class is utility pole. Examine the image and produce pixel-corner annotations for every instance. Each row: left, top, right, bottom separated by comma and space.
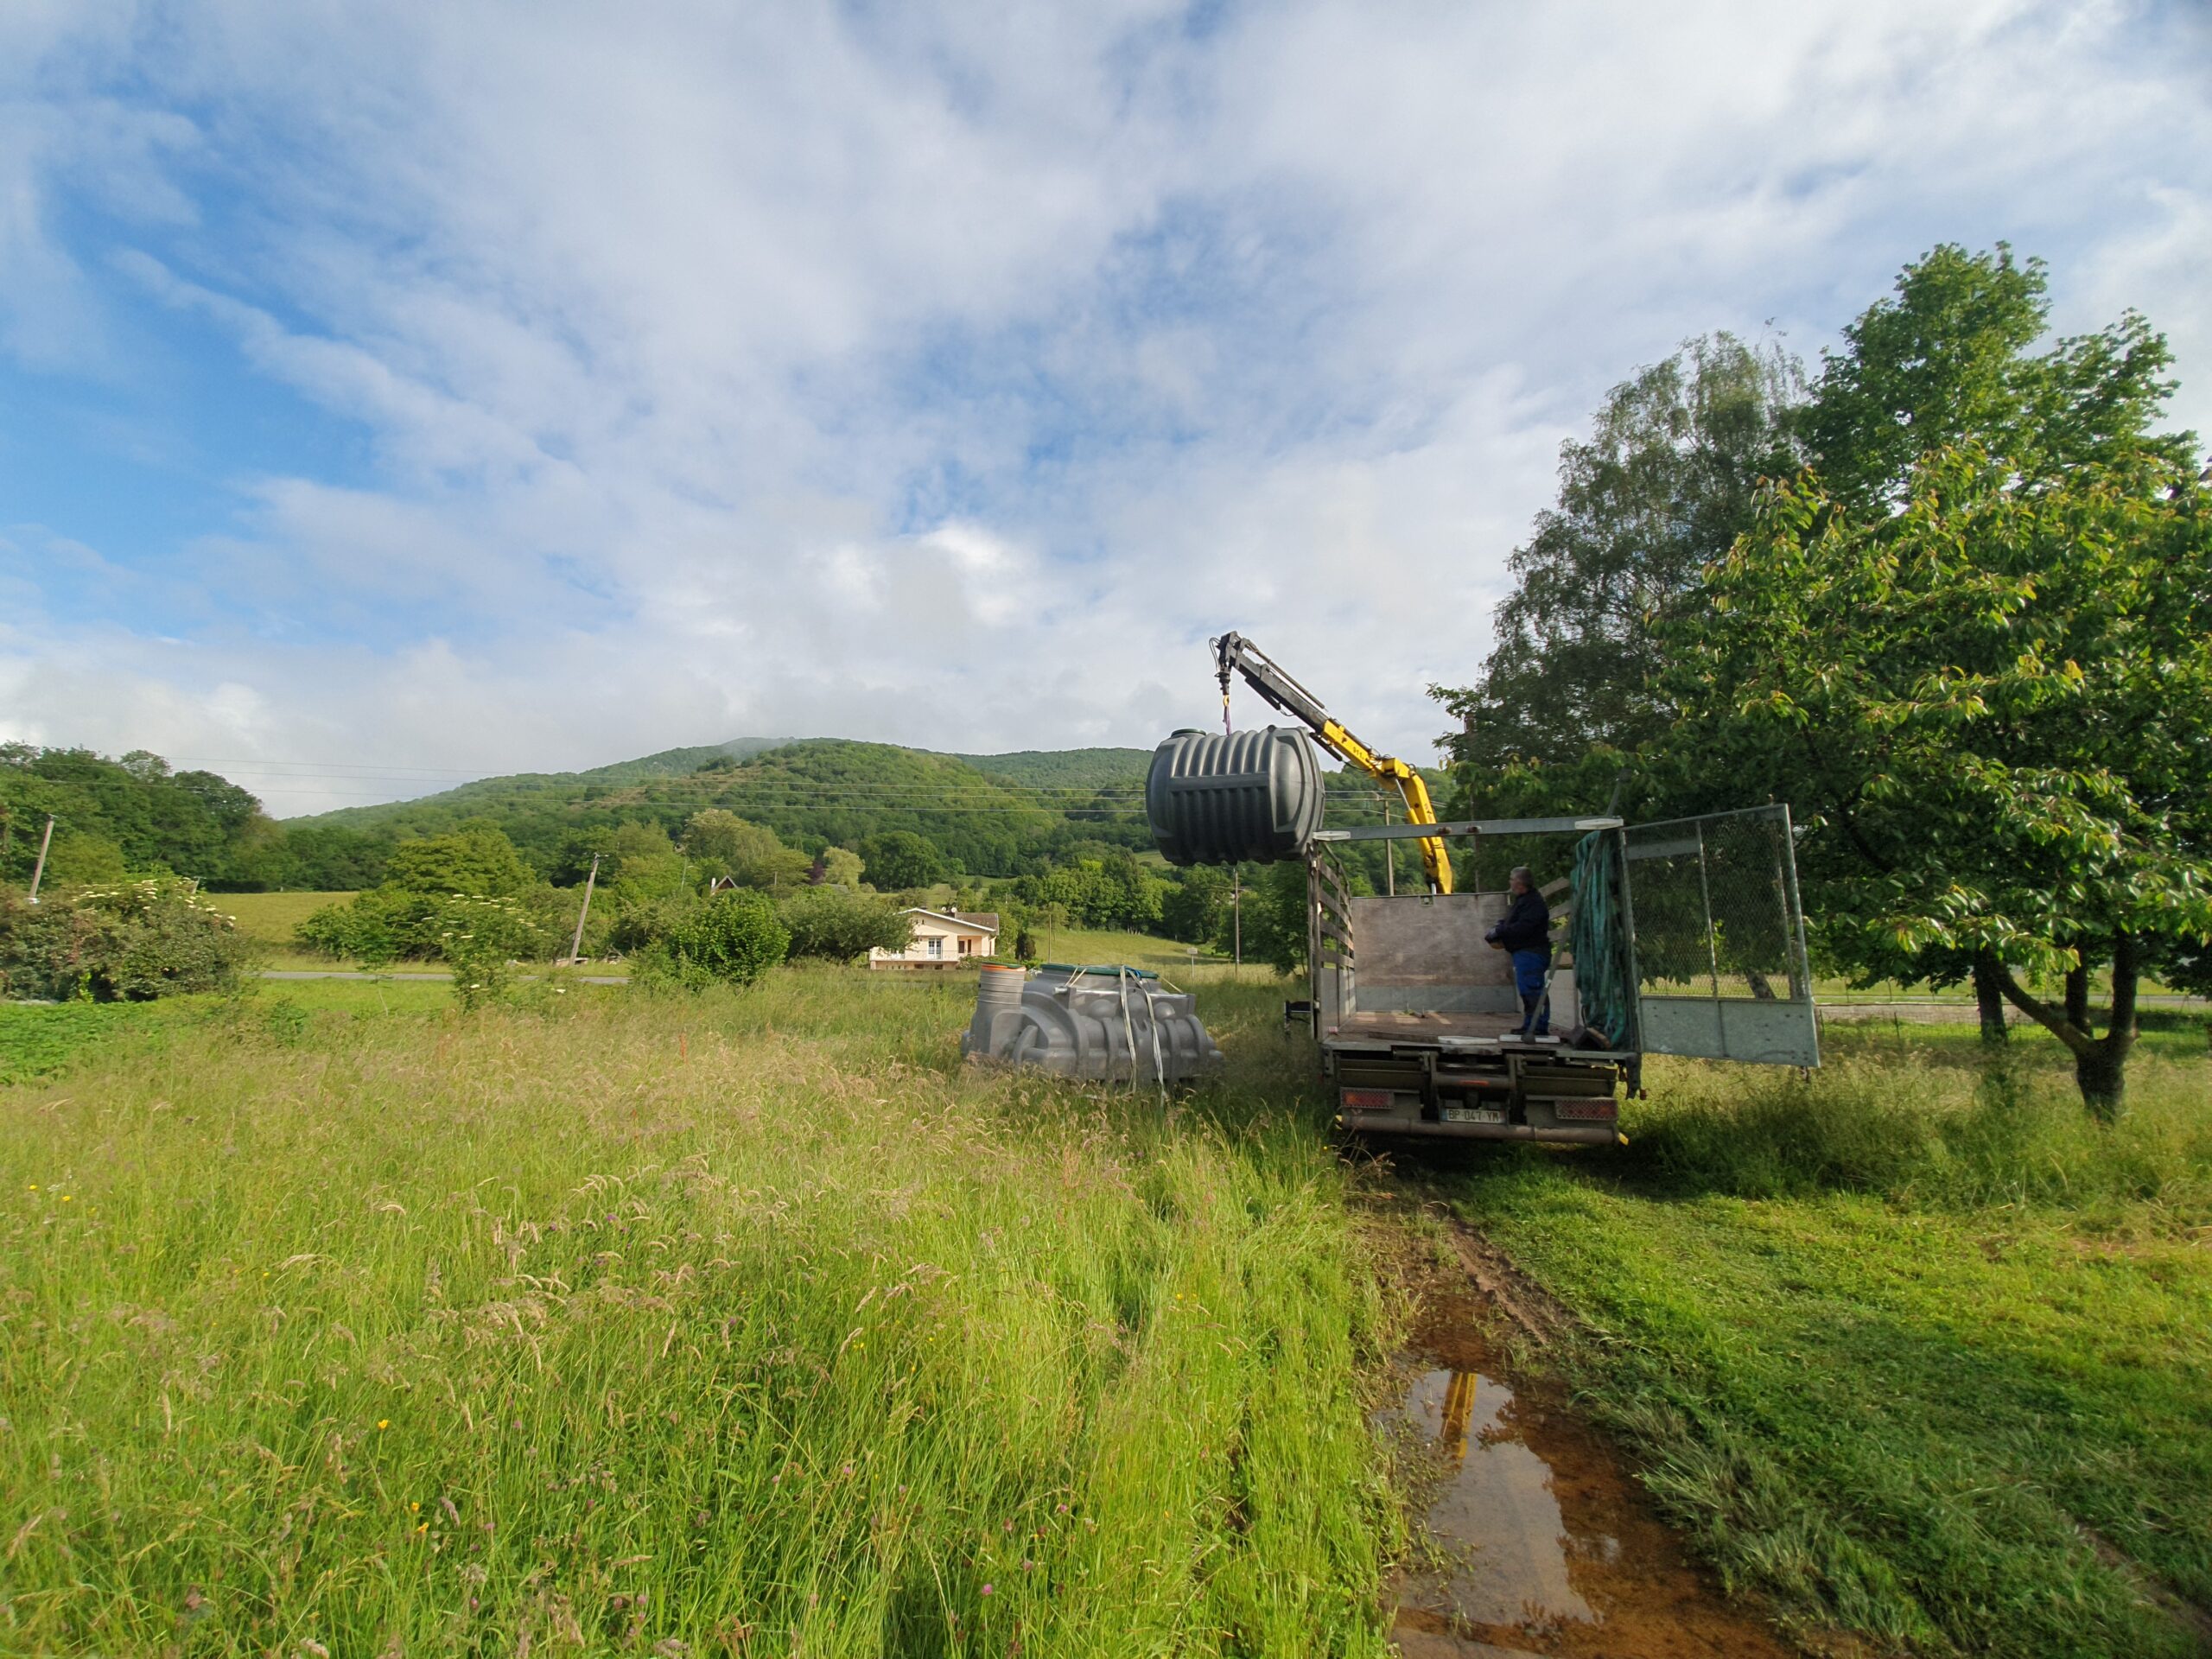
1231, 866, 1242, 971
26, 814, 55, 905
1383, 799, 1395, 897
566, 854, 600, 963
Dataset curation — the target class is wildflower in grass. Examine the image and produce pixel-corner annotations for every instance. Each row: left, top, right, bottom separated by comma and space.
378, 1420, 390, 1430
981, 1583, 994, 1597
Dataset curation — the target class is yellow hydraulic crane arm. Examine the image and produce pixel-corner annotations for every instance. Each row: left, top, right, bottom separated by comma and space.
1212, 632, 1454, 894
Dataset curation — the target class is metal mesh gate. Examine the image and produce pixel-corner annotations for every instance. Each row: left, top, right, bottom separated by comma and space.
1622, 805, 1819, 1065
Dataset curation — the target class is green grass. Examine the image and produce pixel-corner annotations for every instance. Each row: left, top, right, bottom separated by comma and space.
0, 964, 1400, 1657
0, 1001, 178, 1085
207, 891, 355, 945
1433, 1025, 2212, 1658
14, 935, 2204, 1657
207, 891, 359, 973
1030, 925, 1199, 974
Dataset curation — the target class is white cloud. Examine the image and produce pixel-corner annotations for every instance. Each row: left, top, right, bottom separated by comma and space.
1, 0, 2206, 816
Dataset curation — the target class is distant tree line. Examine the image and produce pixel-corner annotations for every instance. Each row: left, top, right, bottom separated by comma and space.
0, 739, 1163, 896
3, 728, 1347, 994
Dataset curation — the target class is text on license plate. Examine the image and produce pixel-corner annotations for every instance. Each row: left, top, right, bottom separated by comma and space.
1444, 1107, 1507, 1124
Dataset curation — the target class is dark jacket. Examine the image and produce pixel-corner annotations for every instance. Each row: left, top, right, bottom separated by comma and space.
1486, 887, 1551, 957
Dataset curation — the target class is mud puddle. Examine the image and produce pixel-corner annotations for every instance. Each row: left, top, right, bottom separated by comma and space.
1385, 1244, 1792, 1659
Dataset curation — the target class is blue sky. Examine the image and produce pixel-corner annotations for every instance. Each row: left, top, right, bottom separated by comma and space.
3, 0, 2209, 815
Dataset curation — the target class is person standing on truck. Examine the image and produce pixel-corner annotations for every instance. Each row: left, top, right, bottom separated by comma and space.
1485, 866, 1552, 1037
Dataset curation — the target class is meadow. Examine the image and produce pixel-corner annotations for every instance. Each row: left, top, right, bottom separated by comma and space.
213, 892, 369, 975
0, 969, 1400, 1657
3, 955, 2209, 1658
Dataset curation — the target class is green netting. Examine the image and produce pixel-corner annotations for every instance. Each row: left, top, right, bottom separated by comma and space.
1570, 830, 1633, 1048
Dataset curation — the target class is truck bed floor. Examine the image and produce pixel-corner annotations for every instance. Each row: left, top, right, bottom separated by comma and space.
1331, 1011, 1526, 1041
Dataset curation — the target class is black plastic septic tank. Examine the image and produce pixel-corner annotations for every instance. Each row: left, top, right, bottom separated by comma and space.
1147, 726, 1326, 866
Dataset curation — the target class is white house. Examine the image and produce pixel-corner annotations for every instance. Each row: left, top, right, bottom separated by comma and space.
869, 909, 1001, 969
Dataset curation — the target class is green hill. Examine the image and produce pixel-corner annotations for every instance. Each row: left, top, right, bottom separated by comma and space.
6, 732, 1456, 896
298, 739, 789, 832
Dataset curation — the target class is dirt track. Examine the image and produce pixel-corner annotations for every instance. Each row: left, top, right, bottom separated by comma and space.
1385, 1224, 1799, 1658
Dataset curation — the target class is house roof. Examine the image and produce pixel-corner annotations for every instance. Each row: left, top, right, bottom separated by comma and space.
899, 907, 999, 933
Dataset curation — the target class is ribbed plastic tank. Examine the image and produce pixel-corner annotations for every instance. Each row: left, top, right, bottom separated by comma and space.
960, 964, 1225, 1083
1146, 726, 1325, 866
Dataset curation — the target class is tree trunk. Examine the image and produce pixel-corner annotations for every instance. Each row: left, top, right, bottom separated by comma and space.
1985, 932, 2142, 1121
1971, 950, 2009, 1048
2078, 931, 2144, 1123
2074, 1042, 2127, 1122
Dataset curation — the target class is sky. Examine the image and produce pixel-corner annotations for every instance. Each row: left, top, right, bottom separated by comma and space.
2, 0, 2208, 817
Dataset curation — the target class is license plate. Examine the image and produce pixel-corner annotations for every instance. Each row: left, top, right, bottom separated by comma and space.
1444, 1107, 1506, 1125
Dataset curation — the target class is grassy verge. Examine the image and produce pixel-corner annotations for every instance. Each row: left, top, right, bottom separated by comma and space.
1434, 1023, 2212, 1658
0, 963, 1399, 1657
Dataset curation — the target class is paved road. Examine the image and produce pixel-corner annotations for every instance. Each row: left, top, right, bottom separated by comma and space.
1819, 996, 2205, 1025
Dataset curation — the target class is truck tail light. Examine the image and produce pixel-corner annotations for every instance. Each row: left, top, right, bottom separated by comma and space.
1555, 1100, 1618, 1120
1340, 1089, 1394, 1109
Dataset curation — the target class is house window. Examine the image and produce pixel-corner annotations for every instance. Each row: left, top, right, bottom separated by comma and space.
926, 937, 943, 958
957, 937, 971, 956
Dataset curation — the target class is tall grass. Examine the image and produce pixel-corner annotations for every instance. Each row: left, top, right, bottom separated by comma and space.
1629, 1032, 2212, 1225
0, 968, 1397, 1656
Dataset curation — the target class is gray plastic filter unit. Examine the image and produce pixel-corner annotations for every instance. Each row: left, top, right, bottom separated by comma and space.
1146, 725, 1326, 867
960, 963, 1225, 1083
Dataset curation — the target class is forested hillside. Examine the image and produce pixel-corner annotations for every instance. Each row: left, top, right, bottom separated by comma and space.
952, 747, 1151, 791
281, 739, 1156, 885
1, 721, 1465, 904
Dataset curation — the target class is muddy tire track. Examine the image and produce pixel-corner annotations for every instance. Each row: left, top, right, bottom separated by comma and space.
1382, 1217, 1805, 1659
